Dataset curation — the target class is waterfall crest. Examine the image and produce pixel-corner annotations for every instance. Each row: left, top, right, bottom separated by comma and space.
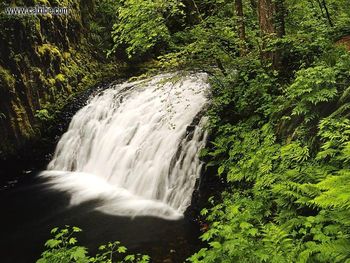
41, 73, 209, 219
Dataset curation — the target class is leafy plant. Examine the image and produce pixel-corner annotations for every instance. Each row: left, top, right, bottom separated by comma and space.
109, 0, 184, 59
189, 9, 350, 259
35, 109, 54, 122
37, 226, 150, 263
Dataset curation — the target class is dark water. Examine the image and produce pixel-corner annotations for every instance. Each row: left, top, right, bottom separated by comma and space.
0, 168, 202, 263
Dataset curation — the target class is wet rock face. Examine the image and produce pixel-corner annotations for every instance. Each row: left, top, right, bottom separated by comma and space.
0, 0, 117, 159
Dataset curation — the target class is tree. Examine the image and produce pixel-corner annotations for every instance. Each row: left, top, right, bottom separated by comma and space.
319, 0, 333, 27
257, 0, 275, 37
257, 0, 286, 68
235, 0, 246, 55
109, 0, 183, 59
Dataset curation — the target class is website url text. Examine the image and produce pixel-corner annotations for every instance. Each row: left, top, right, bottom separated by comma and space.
4, 6, 69, 16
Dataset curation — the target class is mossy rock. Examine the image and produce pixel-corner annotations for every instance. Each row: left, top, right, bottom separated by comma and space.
37, 43, 62, 60
48, 78, 56, 86
62, 52, 71, 60
36, 43, 63, 73
11, 101, 35, 139
0, 66, 16, 93
31, 67, 43, 77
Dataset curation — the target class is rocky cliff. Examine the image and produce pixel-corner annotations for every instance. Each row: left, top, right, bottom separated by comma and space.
0, 0, 124, 159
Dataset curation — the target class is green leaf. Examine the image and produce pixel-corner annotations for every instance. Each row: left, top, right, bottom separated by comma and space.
117, 246, 127, 253
71, 247, 87, 260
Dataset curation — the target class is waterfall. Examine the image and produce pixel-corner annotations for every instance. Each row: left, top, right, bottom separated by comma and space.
41, 73, 209, 220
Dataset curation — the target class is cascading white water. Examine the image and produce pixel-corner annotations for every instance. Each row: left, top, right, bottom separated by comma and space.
41, 72, 209, 220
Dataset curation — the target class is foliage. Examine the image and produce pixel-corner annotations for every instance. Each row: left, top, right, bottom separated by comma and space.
37, 226, 150, 263
284, 65, 337, 121
189, 60, 350, 262
88, 0, 121, 56
35, 109, 54, 122
109, 0, 184, 59
160, 11, 239, 69
185, 1, 350, 261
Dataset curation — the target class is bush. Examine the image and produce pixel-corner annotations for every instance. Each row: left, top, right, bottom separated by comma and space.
37, 226, 150, 263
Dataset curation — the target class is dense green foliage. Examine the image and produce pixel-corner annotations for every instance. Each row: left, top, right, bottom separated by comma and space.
182, 1, 350, 262
4, 0, 350, 262
37, 226, 150, 263
109, 0, 183, 59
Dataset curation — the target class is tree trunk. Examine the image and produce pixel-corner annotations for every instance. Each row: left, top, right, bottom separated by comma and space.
235, 0, 246, 55
258, 0, 275, 36
257, 0, 285, 69
321, 0, 333, 27
258, 0, 276, 66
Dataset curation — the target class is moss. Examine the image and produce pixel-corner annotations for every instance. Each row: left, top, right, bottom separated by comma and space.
63, 52, 71, 60
11, 101, 35, 139
36, 43, 63, 74
13, 54, 23, 64
55, 73, 66, 83
42, 14, 53, 21
60, 64, 69, 75
34, 0, 50, 5
32, 67, 43, 77
34, 17, 41, 33
37, 43, 62, 60
0, 66, 16, 91
48, 78, 56, 86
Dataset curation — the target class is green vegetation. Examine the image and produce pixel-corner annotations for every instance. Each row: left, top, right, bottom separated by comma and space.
35, 109, 54, 122
2, 0, 350, 262
109, 0, 183, 59
37, 226, 150, 263
177, 1, 350, 262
